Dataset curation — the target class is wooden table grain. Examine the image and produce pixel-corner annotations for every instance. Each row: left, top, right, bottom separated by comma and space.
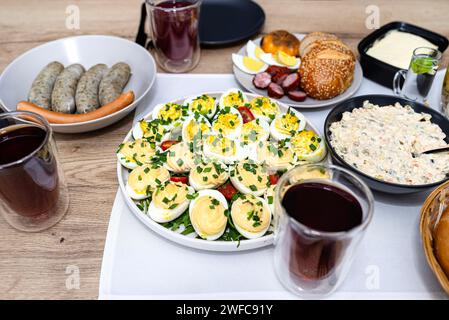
0, 0, 448, 299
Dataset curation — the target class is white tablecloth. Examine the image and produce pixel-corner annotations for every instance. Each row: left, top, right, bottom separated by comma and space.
99, 73, 448, 300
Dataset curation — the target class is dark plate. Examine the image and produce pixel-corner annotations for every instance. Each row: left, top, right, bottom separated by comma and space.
358, 21, 449, 89
324, 95, 449, 194
199, 0, 265, 47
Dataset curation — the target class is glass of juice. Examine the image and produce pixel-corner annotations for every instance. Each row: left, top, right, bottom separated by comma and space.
0, 111, 69, 232
146, 0, 202, 73
273, 164, 374, 298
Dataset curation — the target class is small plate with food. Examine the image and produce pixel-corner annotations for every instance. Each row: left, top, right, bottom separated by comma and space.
233, 30, 363, 108
0, 35, 156, 133
325, 95, 449, 194
117, 89, 329, 251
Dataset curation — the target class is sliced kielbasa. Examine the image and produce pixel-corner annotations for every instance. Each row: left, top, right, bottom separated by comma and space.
267, 83, 284, 99
282, 73, 301, 92
253, 72, 272, 89
287, 90, 307, 102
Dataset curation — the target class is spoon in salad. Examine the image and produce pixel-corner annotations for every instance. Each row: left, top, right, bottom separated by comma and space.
412, 146, 449, 158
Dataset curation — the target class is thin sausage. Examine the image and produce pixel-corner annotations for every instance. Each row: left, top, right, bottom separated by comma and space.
75, 64, 108, 113
99, 62, 131, 106
287, 90, 307, 102
28, 61, 64, 110
51, 64, 85, 113
17, 91, 135, 124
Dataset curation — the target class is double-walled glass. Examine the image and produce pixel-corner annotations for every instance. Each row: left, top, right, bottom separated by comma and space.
146, 0, 202, 73
273, 164, 374, 298
0, 111, 69, 232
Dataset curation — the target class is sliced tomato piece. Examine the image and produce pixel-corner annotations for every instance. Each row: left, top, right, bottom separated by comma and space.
217, 181, 238, 201
160, 140, 179, 151
269, 174, 280, 185
237, 106, 255, 123
170, 176, 188, 184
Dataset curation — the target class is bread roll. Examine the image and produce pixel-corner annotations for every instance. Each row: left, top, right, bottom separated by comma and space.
435, 207, 449, 277
261, 30, 300, 57
299, 32, 338, 57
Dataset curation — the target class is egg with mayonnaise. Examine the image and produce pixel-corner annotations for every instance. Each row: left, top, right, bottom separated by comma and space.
250, 140, 296, 171
248, 96, 280, 123
270, 108, 306, 141
189, 160, 229, 190
189, 189, 228, 240
132, 119, 171, 143
184, 94, 217, 119
230, 160, 270, 196
232, 54, 268, 75
164, 141, 195, 173
240, 118, 270, 147
152, 102, 187, 129
181, 113, 211, 146
219, 88, 248, 109
126, 164, 170, 200
290, 130, 326, 163
117, 139, 156, 169
231, 194, 271, 239
148, 181, 194, 223
203, 134, 246, 164
212, 106, 243, 139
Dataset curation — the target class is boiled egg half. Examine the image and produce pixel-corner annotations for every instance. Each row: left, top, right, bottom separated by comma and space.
165, 141, 195, 173
126, 164, 170, 200
232, 54, 268, 75
290, 130, 326, 163
184, 94, 217, 119
203, 134, 246, 164
218, 88, 248, 109
117, 139, 156, 170
230, 160, 270, 196
212, 106, 243, 139
189, 160, 229, 190
249, 96, 280, 123
270, 108, 306, 141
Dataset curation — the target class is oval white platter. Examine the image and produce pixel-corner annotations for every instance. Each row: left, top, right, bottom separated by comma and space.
117, 91, 328, 252
233, 33, 363, 109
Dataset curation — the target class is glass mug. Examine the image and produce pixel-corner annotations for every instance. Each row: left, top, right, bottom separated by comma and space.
145, 0, 202, 73
393, 47, 441, 104
273, 164, 374, 298
0, 111, 69, 232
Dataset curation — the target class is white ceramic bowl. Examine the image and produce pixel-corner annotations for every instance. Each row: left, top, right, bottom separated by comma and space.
0, 35, 156, 133
117, 91, 329, 252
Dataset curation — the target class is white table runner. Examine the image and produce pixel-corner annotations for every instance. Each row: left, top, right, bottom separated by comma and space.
99, 73, 448, 300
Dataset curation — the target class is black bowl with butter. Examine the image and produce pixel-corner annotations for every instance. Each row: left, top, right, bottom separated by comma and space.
358, 21, 448, 89
324, 94, 449, 194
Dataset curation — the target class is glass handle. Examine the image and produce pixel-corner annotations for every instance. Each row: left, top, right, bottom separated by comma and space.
393, 69, 407, 96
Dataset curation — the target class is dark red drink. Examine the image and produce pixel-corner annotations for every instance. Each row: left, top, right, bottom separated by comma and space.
147, 0, 201, 72
281, 182, 363, 284
0, 125, 59, 218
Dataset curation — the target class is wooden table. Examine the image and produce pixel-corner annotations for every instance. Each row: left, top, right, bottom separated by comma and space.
1, 0, 448, 299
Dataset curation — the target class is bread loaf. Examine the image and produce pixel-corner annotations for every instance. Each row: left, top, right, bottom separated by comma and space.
298, 33, 355, 100
435, 207, 449, 277
261, 30, 300, 57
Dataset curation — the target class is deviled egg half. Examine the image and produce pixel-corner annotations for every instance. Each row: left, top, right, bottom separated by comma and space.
270, 108, 306, 141
189, 160, 228, 190
250, 140, 297, 171
290, 130, 326, 163
132, 118, 171, 143
240, 118, 270, 151
219, 88, 248, 109
126, 164, 170, 200
181, 113, 211, 148
229, 160, 270, 196
248, 96, 280, 123
184, 94, 217, 119
148, 181, 194, 223
203, 134, 246, 164
231, 194, 271, 239
164, 141, 195, 173
189, 189, 228, 240
152, 102, 187, 130
212, 106, 243, 139
117, 139, 156, 170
